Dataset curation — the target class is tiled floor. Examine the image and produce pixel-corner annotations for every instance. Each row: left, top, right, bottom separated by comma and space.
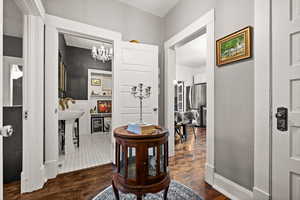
58, 133, 112, 174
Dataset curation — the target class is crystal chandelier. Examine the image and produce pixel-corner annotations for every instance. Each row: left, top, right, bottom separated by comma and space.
91, 45, 113, 63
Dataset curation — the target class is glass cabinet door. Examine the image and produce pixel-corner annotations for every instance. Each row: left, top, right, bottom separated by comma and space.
119, 145, 137, 179
120, 145, 126, 177
128, 147, 136, 179
160, 144, 165, 173
148, 147, 157, 176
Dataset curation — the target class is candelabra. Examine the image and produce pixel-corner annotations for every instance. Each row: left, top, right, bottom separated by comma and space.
131, 83, 151, 124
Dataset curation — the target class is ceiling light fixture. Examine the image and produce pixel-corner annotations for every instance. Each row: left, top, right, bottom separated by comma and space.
91, 45, 113, 63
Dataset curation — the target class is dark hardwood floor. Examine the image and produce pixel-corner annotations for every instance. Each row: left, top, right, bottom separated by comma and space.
4, 128, 229, 200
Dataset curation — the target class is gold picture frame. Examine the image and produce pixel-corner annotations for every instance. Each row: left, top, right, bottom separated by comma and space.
216, 26, 252, 66
91, 78, 101, 86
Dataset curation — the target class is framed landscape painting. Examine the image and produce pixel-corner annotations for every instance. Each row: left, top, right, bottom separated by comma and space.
216, 26, 252, 66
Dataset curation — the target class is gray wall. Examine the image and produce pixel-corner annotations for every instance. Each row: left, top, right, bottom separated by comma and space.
42, 0, 165, 125
165, 0, 254, 190
4, 0, 23, 38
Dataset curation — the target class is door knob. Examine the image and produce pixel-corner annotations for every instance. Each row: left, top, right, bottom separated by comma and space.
0, 125, 14, 137
153, 108, 158, 111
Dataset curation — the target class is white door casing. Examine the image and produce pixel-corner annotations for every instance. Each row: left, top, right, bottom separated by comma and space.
117, 42, 159, 126
44, 14, 122, 179
44, 23, 59, 179
272, 0, 300, 199
164, 9, 215, 185
21, 15, 45, 193
3, 56, 23, 106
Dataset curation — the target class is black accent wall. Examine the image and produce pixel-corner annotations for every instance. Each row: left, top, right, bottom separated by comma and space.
3, 106, 22, 183
3, 35, 22, 58
58, 34, 112, 100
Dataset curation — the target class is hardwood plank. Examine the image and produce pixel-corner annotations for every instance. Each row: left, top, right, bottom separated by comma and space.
4, 128, 229, 200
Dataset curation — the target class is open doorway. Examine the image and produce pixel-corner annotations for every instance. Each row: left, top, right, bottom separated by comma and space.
164, 9, 215, 185
57, 33, 113, 174
44, 16, 121, 180
174, 33, 207, 146
2, 0, 24, 196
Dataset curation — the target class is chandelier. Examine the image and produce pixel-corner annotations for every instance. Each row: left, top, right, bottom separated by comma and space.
91, 45, 113, 63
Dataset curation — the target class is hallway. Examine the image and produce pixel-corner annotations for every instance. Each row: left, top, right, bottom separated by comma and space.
4, 128, 228, 200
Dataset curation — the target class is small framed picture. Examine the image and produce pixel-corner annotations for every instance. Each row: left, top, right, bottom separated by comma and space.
216, 26, 252, 66
91, 78, 101, 86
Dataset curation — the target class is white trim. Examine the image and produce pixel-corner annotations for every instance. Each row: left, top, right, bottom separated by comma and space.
87, 69, 112, 101
45, 15, 121, 41
14, 0, 45, 18
205, 163, 215, 185
253, 0, 271, 199
253, 187, 270, 200
44, 15, 122, 180
3, 56, 23, 106
88, 69, 112, 75
44, 160, 58, 179
164, 9, 215, 184
12, 0, 47, 194
164, 9, 214, 47
3, 56, 23, 65
213, 173, 253, 200
21, 15, 45, 193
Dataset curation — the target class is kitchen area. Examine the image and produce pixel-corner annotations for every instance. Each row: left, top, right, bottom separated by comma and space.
174, 33, 207, 142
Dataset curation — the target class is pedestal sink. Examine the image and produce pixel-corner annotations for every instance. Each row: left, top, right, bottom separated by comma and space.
59, 110, 85, 154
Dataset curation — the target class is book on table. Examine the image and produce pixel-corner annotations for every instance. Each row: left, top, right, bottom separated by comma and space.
127, 123, 157, 135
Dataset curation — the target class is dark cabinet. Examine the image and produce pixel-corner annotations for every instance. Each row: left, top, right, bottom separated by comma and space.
112, 126, 170, 200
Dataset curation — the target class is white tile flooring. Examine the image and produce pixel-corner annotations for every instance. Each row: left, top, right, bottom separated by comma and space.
58, 132, 112, 174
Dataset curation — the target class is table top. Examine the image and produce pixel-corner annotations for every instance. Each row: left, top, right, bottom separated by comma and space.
114, 125, 168, 139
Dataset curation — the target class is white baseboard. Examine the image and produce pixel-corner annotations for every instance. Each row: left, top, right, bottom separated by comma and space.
205, 163, 214, 185
253, 187, 270, 200
45, 160, 58, 179
21, 165, 45, 193
213, 173, 253, 200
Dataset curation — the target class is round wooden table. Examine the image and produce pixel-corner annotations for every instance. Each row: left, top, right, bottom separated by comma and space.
112, 125, 170, 200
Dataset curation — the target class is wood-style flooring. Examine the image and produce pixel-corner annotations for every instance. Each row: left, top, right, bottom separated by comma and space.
4, 128, 229, 200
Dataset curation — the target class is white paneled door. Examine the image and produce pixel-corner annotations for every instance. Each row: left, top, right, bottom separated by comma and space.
272, 0, 300, 199
117, 42, 159, 126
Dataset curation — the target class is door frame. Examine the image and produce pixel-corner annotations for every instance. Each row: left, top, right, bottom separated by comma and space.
164, 9, 215, 185
14, 0, 46, 194
253, 0, 272, 199
44, 14, 122, 180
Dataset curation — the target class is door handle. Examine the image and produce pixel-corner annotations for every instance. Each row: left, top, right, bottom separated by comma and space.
275, 107, 288, 132
153, 108, 158, 112
0, 125, 14, 137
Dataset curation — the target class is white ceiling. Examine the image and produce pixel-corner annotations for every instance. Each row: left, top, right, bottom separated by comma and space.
119, 0, 180, 17
64, 34, 112, 50
176, 34, 207, 68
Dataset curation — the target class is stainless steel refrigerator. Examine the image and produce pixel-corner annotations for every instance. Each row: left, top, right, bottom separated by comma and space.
186, 83, 207, 127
